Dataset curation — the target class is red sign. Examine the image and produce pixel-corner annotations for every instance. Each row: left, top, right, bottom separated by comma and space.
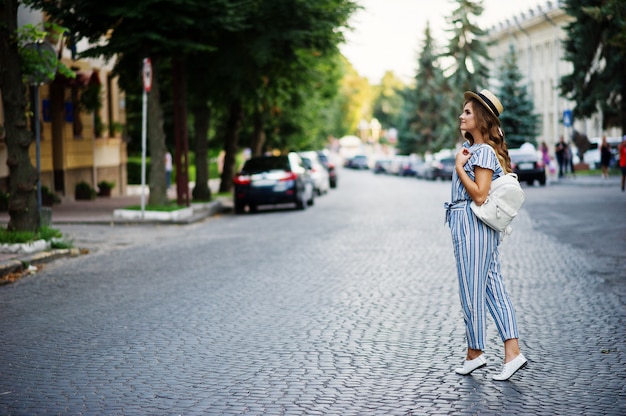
143, 58, 152, 93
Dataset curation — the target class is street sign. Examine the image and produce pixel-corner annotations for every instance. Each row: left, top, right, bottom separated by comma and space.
143, 58, 152, 93
563, 109, 572, 127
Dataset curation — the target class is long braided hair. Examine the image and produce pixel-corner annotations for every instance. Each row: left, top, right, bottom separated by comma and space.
463, 98, 512, 173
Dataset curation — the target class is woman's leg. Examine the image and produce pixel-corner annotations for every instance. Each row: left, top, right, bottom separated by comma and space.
451, 214, 495, 352
485, 245, 520, 355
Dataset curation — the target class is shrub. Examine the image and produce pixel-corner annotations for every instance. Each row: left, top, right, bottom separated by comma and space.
97, 180, 115, 197
75, 181, 96, 200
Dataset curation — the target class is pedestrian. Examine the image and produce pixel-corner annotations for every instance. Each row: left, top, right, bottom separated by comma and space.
599, 135, 612, 179
445, 89, 527, 381
165, 151, 173, 189
565, 142, 576, 177
555, 136, 566, 178
620, 136, 626, 192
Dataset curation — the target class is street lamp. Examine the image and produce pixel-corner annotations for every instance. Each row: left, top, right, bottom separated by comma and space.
24, 41, 58, 224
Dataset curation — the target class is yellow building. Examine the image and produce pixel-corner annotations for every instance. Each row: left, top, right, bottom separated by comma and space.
0, 7, 128, 200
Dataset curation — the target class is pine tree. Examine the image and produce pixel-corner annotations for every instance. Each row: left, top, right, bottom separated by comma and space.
496, 45, 539, 149
403, 22, 450, 154
439, 0, 491, 149
443, 0, 490, 95
560, 0, 626, 133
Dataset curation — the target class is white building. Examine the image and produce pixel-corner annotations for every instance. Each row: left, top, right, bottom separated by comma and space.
486, 0, 621, 155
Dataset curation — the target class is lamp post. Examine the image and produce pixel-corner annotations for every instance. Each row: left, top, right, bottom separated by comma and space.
24, 41, 57, 225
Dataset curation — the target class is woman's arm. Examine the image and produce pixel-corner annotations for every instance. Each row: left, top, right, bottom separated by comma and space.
455, 148, 492, 205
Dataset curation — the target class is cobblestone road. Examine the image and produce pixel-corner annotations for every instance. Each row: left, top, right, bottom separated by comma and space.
0, 168, 624, 415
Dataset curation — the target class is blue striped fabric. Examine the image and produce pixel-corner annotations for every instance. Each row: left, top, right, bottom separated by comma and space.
447, 142, 519, 350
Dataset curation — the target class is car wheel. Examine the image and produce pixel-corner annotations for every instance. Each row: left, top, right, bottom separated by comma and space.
539, 176, 546, 186
296, 193, 306, 210
526, 180, 534, 186
234, 201, 245, 214
248, 204, 258, 213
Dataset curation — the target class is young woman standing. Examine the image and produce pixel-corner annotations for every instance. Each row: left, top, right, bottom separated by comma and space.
445, 89, 527, 381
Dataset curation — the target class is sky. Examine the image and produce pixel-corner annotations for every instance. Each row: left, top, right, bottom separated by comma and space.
339, 0, 547, 83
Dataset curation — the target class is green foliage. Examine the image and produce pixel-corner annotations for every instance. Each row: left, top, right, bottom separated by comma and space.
97, 181, 115, 191
443, 0, 490, 94
560, 0, 626, 131
400, 23, 452, 154
17, 23, 75, 84
496, 45, 540, 149
41, 186, 60, 206
0, 226, 64, 244
74, 181, 96, 200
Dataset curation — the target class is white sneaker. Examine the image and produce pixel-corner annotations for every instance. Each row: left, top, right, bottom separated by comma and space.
492, 353, 527, 381
454, 355, 487, 375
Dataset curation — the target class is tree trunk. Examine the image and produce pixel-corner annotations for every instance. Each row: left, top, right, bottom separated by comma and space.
191, 102, 211, 200
147, 59, 168, 206
172, 58, 190, 207
219, 100, 243, 193
251, 106, 266, 157
0, 1, 39, 232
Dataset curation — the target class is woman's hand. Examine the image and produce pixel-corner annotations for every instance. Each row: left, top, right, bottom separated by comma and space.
456, 147, 471, 169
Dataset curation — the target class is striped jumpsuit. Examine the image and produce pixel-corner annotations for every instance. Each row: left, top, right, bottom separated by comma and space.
445, 142, 519, 351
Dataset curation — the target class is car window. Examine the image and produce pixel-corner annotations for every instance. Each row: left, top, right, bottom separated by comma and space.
242, 157, 290, 173
301, 157, 313, 169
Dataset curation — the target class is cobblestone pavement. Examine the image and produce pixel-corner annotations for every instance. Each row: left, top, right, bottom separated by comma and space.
0, 169, 624, 415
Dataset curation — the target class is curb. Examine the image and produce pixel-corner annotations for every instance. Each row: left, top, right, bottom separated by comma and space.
0, 248, 82, 282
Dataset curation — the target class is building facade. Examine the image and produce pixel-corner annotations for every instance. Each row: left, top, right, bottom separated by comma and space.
0, 7, 128, 201
486, 0, 621, 155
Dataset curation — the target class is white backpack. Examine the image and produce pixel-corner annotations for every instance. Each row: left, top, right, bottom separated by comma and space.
470, 148, 525, 234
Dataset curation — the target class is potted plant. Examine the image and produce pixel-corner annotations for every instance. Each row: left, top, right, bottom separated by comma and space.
97, 180, 115, 197
41, 186, 60, 206
75, 181, 96, 200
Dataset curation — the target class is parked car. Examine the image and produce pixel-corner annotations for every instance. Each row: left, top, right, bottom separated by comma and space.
233, 153, 314, 213
398, 157, 420, 177
373, 157, 393, 174
422, 157, 455, 180
299, 151, 330, 196
581, 136, 622, 169
509, 148, 546, 186
345, 154, 369, 169
316, 150, 338, 188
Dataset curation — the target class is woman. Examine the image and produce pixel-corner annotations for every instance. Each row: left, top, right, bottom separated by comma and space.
445, 89, 527, 381
599, 136, 612, 179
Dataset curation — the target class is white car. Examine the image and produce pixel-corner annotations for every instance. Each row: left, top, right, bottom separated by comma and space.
298, 151, 330, 196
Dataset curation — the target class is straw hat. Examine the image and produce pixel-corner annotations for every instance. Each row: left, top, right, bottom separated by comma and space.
464, 89, 504, 124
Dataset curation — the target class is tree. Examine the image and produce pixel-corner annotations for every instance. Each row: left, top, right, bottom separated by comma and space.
0, 0, 38, 232
443, 0, 490, 94
560, 0, 626, 133
496, 44, 539, 149
0, 6, 73, 231
439, 0, 491, 149
372, 71, 405, 137
403, 22, 450, 154
28, 0, 248, 206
